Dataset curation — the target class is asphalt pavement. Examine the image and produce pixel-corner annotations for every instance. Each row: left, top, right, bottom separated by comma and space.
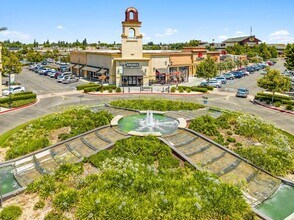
0, 60, 293, 135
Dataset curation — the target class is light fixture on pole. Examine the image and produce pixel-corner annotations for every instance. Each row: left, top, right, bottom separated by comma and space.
122, 63, 125, 93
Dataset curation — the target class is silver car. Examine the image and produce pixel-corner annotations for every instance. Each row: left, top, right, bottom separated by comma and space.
62, 75, 79, 84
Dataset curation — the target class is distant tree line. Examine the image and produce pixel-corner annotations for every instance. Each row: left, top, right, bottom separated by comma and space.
226, 43, 278, 61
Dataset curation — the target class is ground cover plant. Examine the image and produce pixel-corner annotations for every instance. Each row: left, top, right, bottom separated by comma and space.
0, 108, 113, 160
27, 136, 253, 219
110, 99, 204, 111
189, 111, 294, 176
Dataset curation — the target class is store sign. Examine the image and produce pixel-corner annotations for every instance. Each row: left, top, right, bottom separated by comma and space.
125, 63, 140, 68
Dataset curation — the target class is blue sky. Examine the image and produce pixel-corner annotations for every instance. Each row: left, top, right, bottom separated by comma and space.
0, 0, 294, 44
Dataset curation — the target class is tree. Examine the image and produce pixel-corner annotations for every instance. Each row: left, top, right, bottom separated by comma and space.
82, 38, 88, 46
195, 56, 217, 81
242, 59, 249, 66
284, 43, 294, 70
257, 69, 292, 104
2, 48, 22, 74
224, 58, 236, 71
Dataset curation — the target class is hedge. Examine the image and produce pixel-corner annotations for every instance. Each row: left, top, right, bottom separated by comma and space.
176, 86, 208, 93
76, 83, 99, 90
255, 92, 294, 105
0, 93, 37, 104
84, 85, 117, 93
13, 91, 34, 96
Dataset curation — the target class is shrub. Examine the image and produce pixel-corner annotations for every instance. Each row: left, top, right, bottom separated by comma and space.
108, 89, 113, 93
53, 188, 78, 211
115, 87, 122, 93
13, 91, 33, 96
235, 142, 242, 147
191, 87, 208, 93
189, 115, 220, 136
44, 211, 64, 220
76, 83, 97, 90
33, 200, 45, 210
178, 88, 184, 93
186, 88, 191, 93
273, 101, 282, 107
170, 87, 176, 93
236, 146, 294, 176
286, 104, 293, 110
84, 86, 100, 93
226, 131, 233, 135
226, 137, 236, 143
0, 205, 22, 220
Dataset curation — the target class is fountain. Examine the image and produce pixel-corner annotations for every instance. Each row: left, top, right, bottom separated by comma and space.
118, 110, 179, 135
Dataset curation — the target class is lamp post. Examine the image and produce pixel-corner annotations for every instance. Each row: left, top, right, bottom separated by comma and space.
122, 63, 125, 93
8, 67, 14, 109
78, 58, 80, 79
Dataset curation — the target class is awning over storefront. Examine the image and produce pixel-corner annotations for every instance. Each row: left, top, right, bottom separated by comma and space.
69, 63, 76, 68
95, 69, 106, 74
123, 68, 144, 76
73, 64, 83, 69
156, 68, 169, 75
82, 66, 100, 72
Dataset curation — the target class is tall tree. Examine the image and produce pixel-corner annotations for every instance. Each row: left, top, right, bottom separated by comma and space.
257, 69, 292, 104
2, 48, 22, 74
82, 38, 88, 46
195, 56, 217, 81
284, 43, 294, 70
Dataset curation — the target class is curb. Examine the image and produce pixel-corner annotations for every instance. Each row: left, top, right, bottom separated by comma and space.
85, 92, 205, 96
0, 99, 39, 115
252, 99, 294, 115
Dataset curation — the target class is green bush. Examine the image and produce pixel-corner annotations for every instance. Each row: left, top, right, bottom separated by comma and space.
170, 87, 176, 93
110, 99, 204, 111
0, 93, 37, 104
33, 200, 45, 210
53, 188, 78, 211
178, 88, 184, 93
84, 86, 100, 93
189, 115, 220, 136
115, 87, 122, 93
235, 142, 242, 147
286, 104, 293, 110
191, 87, 208, 93
226, 131, 233, 136
226, 137, 236, 143
186, 88, 191, 93
76, 83, 97, 90
198, 85, 214, 91
108, 89, 113, 93
2, 109, 113, 159
236, 146, 294, 176
0, 98, 36, 108
13, 91, 33, 96
44, 211, 64, 220
273, 101, 282, 107
0, 205, 22, 220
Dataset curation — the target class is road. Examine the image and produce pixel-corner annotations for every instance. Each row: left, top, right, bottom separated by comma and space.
0, 60, 293, 135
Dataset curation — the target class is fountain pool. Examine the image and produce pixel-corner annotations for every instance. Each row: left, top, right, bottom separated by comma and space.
118, 112, 179, 135
0, 166, 21, 196
256, 184, 294, 220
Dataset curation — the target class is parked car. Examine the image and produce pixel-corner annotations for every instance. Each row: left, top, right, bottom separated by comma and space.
236, 88, 249, 98
54, 71, 63, 79
260, 70, 267, 75
215, 76, 227, 84
200, 79, 222, 88
57, 73, 71, 83
232, 71, 243, 78
62, 75, 79, 84
2, 86, 25, 96
224, 73, 235, 80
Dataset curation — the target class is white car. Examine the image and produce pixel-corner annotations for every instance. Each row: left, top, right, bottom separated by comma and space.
2, 86, 25, 96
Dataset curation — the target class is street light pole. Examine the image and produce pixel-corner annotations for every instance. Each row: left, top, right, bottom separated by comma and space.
122, 64, 125, 93
8, 67, 14, 109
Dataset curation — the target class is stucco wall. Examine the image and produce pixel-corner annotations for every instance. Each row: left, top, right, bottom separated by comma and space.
87, 53, 112, 68
70, 51, 87, 64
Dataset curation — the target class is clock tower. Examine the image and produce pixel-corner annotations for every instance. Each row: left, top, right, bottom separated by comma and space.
121, 7, 143, 59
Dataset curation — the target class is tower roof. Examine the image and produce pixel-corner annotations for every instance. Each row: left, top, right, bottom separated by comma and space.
124, 7, 139, 22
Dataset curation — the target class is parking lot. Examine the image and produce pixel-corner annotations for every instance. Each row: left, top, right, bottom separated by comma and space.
13, 67, 87, 95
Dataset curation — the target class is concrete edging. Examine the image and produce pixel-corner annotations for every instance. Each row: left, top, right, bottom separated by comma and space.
253, 99, 294, 115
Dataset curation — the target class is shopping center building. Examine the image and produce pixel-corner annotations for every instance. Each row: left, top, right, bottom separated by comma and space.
70, 7, 221, 86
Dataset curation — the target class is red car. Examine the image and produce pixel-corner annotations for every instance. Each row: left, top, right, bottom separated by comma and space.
54, 71, 62, 79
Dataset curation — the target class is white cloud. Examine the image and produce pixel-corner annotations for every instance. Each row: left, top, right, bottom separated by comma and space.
0, 30, 31, 41
235, 31, 243, 35
218, 35, 228, 40
141, 32, 151, 40
56, 25, 64, 29
156, 28, 178, 37
268, 30, 294, 43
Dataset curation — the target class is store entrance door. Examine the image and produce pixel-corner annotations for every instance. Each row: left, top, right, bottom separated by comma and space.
123, 76, 143, 86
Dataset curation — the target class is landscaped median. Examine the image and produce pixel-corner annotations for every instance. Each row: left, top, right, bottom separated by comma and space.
0, 91, 37, 108
76, 83, 214, 94
254, 92, 294, 111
